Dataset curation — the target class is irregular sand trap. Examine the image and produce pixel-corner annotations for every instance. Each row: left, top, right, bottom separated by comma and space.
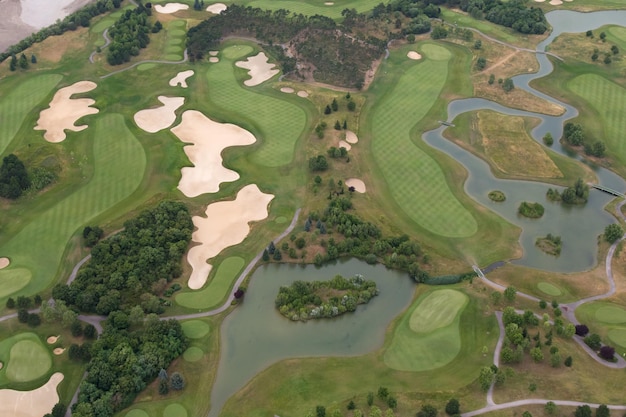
133, 96, 185, 133
154, 3, 189, 13
0, 372, 63, 417
407, 51, 422, 60
209, 51, 219, 56
297, 90, 309, 98
53, 348, 65, 355
206, 3, 227, 14
187, 184, 274, 289
345, 130, 359, 144
235, 52, 279, 86
549, 0, 562, 4
169, 70, 195, 88
35, 81, 99, 143
209, 57, 219, 63
0, 258, 9, 270
280, 87, 294, 93
325, 2, 334, 4
346, 178, 366, 193
46, 336, 58, 345
533, 0, 546, 2
339, 140, 351, 151
171, 110, 256, 197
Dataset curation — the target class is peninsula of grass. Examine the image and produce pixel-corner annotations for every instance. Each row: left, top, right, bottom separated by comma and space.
488, 190, 506, 202
518, 201, 544, 218
176, 257, 244, 310
535, 234, 562, 256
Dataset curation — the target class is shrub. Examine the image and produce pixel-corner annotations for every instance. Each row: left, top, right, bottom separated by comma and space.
599, 345, 615, 361
604, 224, 624, 244
584, 333, 602, 350
170, 372, 185, 390
445, 399, 460, 415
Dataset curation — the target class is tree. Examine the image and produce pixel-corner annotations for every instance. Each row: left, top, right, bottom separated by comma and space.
418, 404, 438, 417
262, 249, 270, 261
586, 30, 593, 37
539, 300, 547, 309
51, 403, 67, 417
31, 54, 37, 64
504, 286, 517, 302
604, 224, 624, 243
584, 333, 602, 350
19, 53, 28, 69
543, 132, 553, 146
273, 249, 282, 261
334, 120, 341, 130
611, 45, 619, 55
530, 347, 544, 362
445, 399, 460, 415
502, 78, 514, 92
490, 291, 502, 305
159, 378, 169, 395
475, 57, 486, 70
367, 392, 374, 406
324, 105, 331, 115
387, 396, 397, 409
522, 412, 532, 417
27, 313, 41, 327
576, 405, 593, 417
478, 366, 494, 391
599, 346, 615, 361
316, 405, 326, 417
0, 154, 31, 199
597, 405, 610, 417
474, 40, 482, 49
431, 25, 448, 39
604, 55, 612, 64
71, 320, 84, 336
347, 400, 356, 410
377, 386, 389, 399
9, 54, 17, 71
600, 32, 607, 40
331, 98, 338, 112
309, 155, 329, 171
6, 298, 15, 309
347, 101, 356, 111
592, 52, 599, 61
17, 309, 29, 323
488, 74, 495, 84
564, 356, 573, 367
545, 401, 557, 415
170, 372, 185, 390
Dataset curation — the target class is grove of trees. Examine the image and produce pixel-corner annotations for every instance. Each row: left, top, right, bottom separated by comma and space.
0, 154, 31, 199
107, 6, 153, 65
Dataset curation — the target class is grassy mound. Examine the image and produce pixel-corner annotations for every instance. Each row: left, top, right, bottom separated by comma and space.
163, 403, 188, 417
183, 347, 204, 362
125, 410, 149, 417
409, 289, 467, 333
596, 306, 626, 324
6, 338, 51, 382
181, 320, 211, 339
537, 282, 562, 296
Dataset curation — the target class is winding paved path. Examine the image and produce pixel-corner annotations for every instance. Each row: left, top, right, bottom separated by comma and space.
100, 49, 189, 79
88, 28, 111, 64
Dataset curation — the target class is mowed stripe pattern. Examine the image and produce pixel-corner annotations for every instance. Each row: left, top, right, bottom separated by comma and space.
370, 45, 477, 237
0, 74, 62, 155
243, 0, 382, 19
0, 114, 146, 297
569, 74, 626, 164
206, 46, 306, 167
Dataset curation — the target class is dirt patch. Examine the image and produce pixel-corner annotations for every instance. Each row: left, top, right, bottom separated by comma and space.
34, 81, 98, 143
345, 178, 366, 193
187, 184, 274, 289
0, 372, 63, 417
154, 3, 189, 13
53, 348, 65, 355
407, 51, 422, 60
206, 3, 227, 14
0, 258, 9, 270
171, 110, 256, 197
280, 87, 294, 93
46, 336, 58, 344
235, 52, 279, 86
297, 90, 309, 98
133, 96, 184, 133
169, 70, 194, 88
345, 130, 359, 144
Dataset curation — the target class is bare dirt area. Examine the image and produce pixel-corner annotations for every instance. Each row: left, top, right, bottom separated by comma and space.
0, 372, 64, 417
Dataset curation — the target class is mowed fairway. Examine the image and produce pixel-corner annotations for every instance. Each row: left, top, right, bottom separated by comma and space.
569, 74, 626, 165
0, 114, 146, 298
0, 74, 62, 155
384, 289, 468, 372
205, 45, 307, 167
369, 44, 477, 237
176, 257, 244, 309
220, 0, 381, 19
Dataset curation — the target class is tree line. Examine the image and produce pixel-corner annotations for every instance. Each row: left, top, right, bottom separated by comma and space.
452, 0, 547, 34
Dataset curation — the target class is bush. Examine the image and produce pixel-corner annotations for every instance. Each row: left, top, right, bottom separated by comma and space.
604, 224, 624, 244
599, 345, 615, 361
170, 372, 185, 390
584, 333, 602, 350
27, 313, 41, 327
543, 132, 554, 146
445, 399, 460, 415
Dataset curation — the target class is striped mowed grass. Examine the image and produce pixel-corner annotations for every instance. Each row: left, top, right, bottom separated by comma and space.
0, 74, 62, 155
0, 114, 146, 299
176, 257, 244, 309
0, 332, 50, 385
219, 0, 382, 19
205, 45, 307, 167
569, 74, 626, 164
369, 43, 477, 237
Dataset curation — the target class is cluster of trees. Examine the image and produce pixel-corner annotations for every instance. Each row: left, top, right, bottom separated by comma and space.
580, 330, 615, 361
8, 53, 36, 71
0, 154, 31, 199
193, 0, 205, 11
574, 404, 612, 417
604, 224, 624, 244
546, 178, 589, 205
309, 155, 329, 171
275, 274, 379, 321
518, 201, 544, 218
83, 225, 104, 247
535, 233, 562, 256
309, 386, 404, 417
52, 201, 193, 314
157, 369, 185, 395
562, 123, 606, 158
107, 6, 154, 65
455, 0, 547, 34
6, 295, 43, 327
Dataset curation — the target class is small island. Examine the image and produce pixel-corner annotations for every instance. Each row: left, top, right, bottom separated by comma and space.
536, 233, 562, 256
275, 274, 379, 321
488, 190, 506, 202
518, 201, 545, 218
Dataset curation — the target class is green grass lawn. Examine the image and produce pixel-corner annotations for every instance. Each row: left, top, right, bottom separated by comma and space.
0, 74, 62, 155
408, 289, 468, 333
367, 43, 477, 238
183, 346, 204, 362
164, 20, 186, 61
537, 282, 562, 297
181, 320, 211, 339
0, 113, 146, 300
0, 333, 51, 384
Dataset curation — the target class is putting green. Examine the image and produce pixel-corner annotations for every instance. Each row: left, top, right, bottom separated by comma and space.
0, 268, 31, 298
165, 54, 183, 61
169, 29, 186, 36
125, 410, 149, 417
0, 114, 146, 298
608, 329, 626, 348
176, 257, 244, 309
384, 289, 468, 372
6, 339, 51, 382
222, 45, 253, 60
137, 63, 157, 71
163, 403, 188, 417
537, 282, 562, 296
409, 289, 468, 333
206, 45, 307, 167
181, 320, 211, 339
0, 74, 62, 155
183, 346, 204, 362
369, 44, 477, 237
595, 306, 626, 324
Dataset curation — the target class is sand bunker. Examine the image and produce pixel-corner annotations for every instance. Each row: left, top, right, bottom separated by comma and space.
297, 91, 309, 98
345, 131, 359, 144
171, 110, 257, 197
280, 87, 295, 93
154, 3, 189, 13
35, 81, 99, 143
209, 51, 219, 56
187, 184, 274, 289
549, 0, 562, 4
169, 70, 195, 88
0, 258, 9, 270
339, 140, 351, 151
346, 178, 366, 193
46, 336, 58, 345
53, 348, 65, 355
325, 2, 334, 5
206, 3, 227, 13
235, 52, 279, 86
533, 0, 546, 2
0, 362, 3, 370
209, 57, 219, 63
407, 51, 422, 60
134, 96, 184, 133
0, 372, 63, 417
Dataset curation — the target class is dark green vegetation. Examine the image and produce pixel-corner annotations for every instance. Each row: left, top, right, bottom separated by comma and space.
275, 274, 378, 321
107, 6, 153, 65
453, 0, 547, 34
0, 154, 30, 199
546, 178, 589, 205
535, 234, 562, 256
488, 190, 506, 202
604, 224, 624, 243
518, 201, 545, 218
562, 122, 606, 158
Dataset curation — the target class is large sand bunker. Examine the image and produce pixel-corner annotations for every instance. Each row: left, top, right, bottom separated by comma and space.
35, 81, 98, 143
169, 70, 195, 88
346, 178, 366, 193
154, 3, 189, 13
345, 131, 359, 144
171, 110, 257, 197
134, 96, 185, 133
206, 3, 227, 13
407, 51, 422, 60
0, 372, 63, 417
187, 184, 274, 289
0, 258, 9, 270
235, 53, 279, 86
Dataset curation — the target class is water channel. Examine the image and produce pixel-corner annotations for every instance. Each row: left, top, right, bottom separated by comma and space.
207, 10, 626, 416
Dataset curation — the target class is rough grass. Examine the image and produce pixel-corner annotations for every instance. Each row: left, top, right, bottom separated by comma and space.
181, 320, 211, 339
0, 113, 146, 300
175, 257, 244, 310
537, 282, 562, 296
385, 289, 469, 372
608, 328, 626, 348
213, 0, 382, 19
368, 43, 477, 237
0, 74, 62, 155
205, 45, 308, 167
6, 339, 51, 382
125, 410, 149, 417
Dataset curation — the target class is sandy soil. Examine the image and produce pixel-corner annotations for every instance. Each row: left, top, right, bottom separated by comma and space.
46, 336, 58, 344
339, 140, 351, 151
154, 3, 189, 13
171, 110, 257, 197
133, 96, 184, 133
407, 51, 422, 60
34, 81, 98, 143
346, 178, 366, 193
280, 87, 294, 93
169, 70, 194, 88
187, 184, 274, 289
297, 91, 309, 98
0, 372, 63, 417
235, 52, 279, 86
0, 258, 9, 270
53, 348, 65, 355
206, 3, 227, 14
345, 130, 359, 144
209, 57, 219, 63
